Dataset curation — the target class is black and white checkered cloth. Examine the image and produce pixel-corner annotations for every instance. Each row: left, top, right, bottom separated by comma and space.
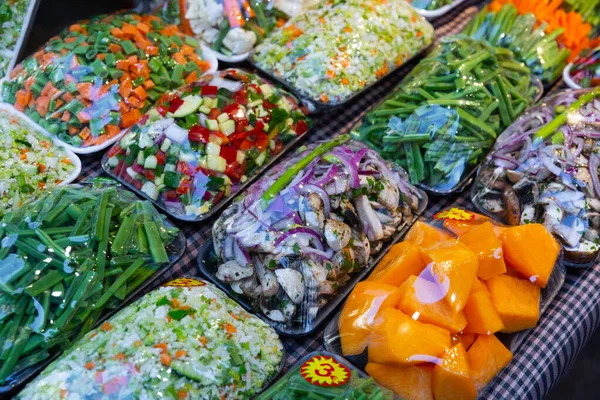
75, 2, 598, 398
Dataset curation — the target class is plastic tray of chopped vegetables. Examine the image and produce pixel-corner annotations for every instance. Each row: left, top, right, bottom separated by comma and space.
323, 207, 566, 399
102, 68, 311, 222
0, 0, 41, 79
564, 45, 600, 89
15, 277, 285, 400
0, 103, 81, 218
250, 0, 434, 108
155, 0, 304, 63
412, 0, 468, 19
0, 181, 185, 393
472, 88, 600, 268
352, 35, 543, 195
198, 135, 427, 336
1, 12, 218, 155
257, 351, 394, 399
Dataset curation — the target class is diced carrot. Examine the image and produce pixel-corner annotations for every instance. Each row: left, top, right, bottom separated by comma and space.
175, 350, 187, 359
143, 79, 155, 90
135, 37, 152, 50
121, 109, 142, 128
177, 390, 188, 400
121, 23, 138, 38
15, 90, 31, 112
92, 135, 109, 145
115, 59, 129, 71
180, 44, 195, 56
37, 163, 46, 173
110, 27, 123, 38
76, 83, 93, 100
153, 343, 168, 353
64, 37, 77, 44
171, 298, 180, 308
35, 96, 51, 117
127, 55, 139, 64
146, 46, 159, 56
60, 389, 68, 399
320, 93, 329, 102
173, 52, 187, 64
79, 127, 92, 140
68, 126, 79, 136
61, 110, 71, 122
24, 76, 34, 91
100, 322, 112, 332
118, 101, 130, 114
77, 111, 90, 123
194, 60, 211, 72
127, 96, 141, 108
62, 92, 74, 103
199, 336, 208, 346
112, 353, 126, 361
159, 25, 179, 36
108, 43, 121, 54
105, 124, 121, 137
160, 354, 172, 366
136, 22, 150, 35
69, 24, 83, 33
119, 79, 133, 98
224, 323, 237, 334
132, 86, 147, 101
84, 361, 95, 370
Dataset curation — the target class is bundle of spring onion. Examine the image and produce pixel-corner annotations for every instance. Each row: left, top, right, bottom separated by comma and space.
257, 353, 394, 400
352, 35, 541, 193
463, 4, 570, 84
0, 182, 182, 386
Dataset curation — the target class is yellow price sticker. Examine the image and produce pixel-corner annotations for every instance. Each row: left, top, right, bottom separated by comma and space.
300, 355, 351, 387
433, 208, 474, 221
163, 277, 206, 287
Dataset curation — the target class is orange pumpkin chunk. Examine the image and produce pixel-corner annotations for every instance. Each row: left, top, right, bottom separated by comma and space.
368, 307, 450, 366
420, 241, 479, 314
442, 212, 490, 236
485, 275, 540, 333
396, 275, 467, 333
338, 281, 402, 356
463, 291, 504, 335
451, 332, 477, 351
405, 221, 454, 248
433, 343, 477, 400
366, 362, 434, 400
467, 334, 513, 392
368, 241, 425, 286
500, 224, 560, 288
459, 221, 506, 280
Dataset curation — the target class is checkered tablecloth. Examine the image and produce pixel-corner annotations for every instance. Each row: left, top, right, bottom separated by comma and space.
72, 2, 600, 398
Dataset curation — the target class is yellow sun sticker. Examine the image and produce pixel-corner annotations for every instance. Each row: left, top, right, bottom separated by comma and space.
434, 208, 474, 221
300, 355, 350, 387
163, 278, 206, 287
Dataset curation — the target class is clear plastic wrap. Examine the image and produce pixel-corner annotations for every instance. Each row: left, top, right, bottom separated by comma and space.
16, 277, 285, 400
352, 35, 543, 194
206, 135, 426, 334
0, 103, 80, 218
0, 0, 39, 79
472, 88, 600, 267
251, 0, 434, 106
0, 181, 185, 392
324, 208, 564, 399
257, 351, 394, 399
102, 68, 310, 221
2, 13, 217, 154
156, 0, 300, 61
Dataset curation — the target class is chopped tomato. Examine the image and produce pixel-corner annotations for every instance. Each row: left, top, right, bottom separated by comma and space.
144, 169, 156, 180
262, 100, 276, 110
188, 125, 210, 143
294, 119, 308, 135
225, 162, 244, 181
201, 85, 218, 96
234, 88, 248, 105
168, 97, 184, 113
163, 190, 179, 201
248, 83, 261, 94
177, 161, 194, 176
155, 151, 167, 165
255, 132, 270, 151
220, 146, 237, 163
107, 144, 123, 158
208, 108, 221, 120
222, 103, 239, 114
272, 140, 283, 155
213, 191, 225, 204
157, 105, 168, 117
176, 178, 192, 195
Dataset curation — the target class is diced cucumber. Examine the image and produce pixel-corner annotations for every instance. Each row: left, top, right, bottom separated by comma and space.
184, 205, 201, 216
202, 97, 214, 108
144, 155, 158, 169
219, 120, 235, 136
160, 138, 172, 152
179, 152, 196, 162
137, 151, 145, 166
165, 163, 176, 172
168, 95, 202, 118
248, 99, 262, 108
141, 181, 159, 200
217, 113, 229, 123
199, 106, 211, 114
207, 155, 226, 172
120, 133, 136, 148
108, 156, 120, 168
259, 84, 274, 98
148, 108, 160, 120
206, 143, 221, 156
138, 133, 154, 149
154, 174, 164, 186
236, 150, 245, 164
255, 151, 267, 167
206, 119, 219, 131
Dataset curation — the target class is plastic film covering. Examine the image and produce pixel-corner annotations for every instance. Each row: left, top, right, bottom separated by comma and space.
566, 46, 600, 89
0, 0, 37, 78
210, 135, 426, 333
352, 35, 543, 194
257, 351, 393, 399
330, 208, 564, 399
16, 277, 284, 399
0, 181, 184, 391
102, 68, 310, 221
2, 13, 215, 153
472, 88, 600, 267
251, 0, 434, 105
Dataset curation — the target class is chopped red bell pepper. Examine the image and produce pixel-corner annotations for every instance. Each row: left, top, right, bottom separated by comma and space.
163, 190, 179, 201
220, 146, 238, 163
156, 151, 167, 165
201, 85, 218, 96
234, 88, 248, 105
177, 161, 194, 176
213, 191, 225, 204
248, 84, 262, 94
262, 100, 276, 110
107, 144, 122, 158
225, 162, 244, 181
188, 125, 210, 143
208, 108, 221, 120
222, 103, 239, 114
294, 120, 308, 135
168, 97, 184, 113
176, 178, 192, 195
255, 132, 270, 151
157, 105, 168, 117
144, 169, 156, 180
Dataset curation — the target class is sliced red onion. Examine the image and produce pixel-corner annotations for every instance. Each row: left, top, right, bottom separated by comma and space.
247, 208, 277, 232
358, 170, 380, 176
131, 162, 145, 174
233, 239, 251, 267
271, 214, 302, 231
302, 246, 334, 260
492, 154, 520, 169
572, 137, 584, 158
330, 150, 360, 188
351, 148, 371, 166
274, 227, 325, 250
589, 153, 600, 198
312, 164, 338, 187
539, 148, 566, 177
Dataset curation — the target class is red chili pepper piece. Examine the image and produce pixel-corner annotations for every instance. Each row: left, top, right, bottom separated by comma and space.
220, 146, 238, 163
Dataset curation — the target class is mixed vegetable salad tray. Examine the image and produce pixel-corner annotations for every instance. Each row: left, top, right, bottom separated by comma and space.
16, 277, 285, 400
352, 35, 543, 194
102, 68, 310, 222
251, 0, 435, 107
198, 136, 427, 335
0, 182, 185, 393
0, 0, 40, 79
564, 46, 600, 89
323, 209, 566, 399
0, 103, 80, 218
2, 12, 217, 154
472, 88, 600, 267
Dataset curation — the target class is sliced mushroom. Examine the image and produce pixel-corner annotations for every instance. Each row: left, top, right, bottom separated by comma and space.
563, 239, 600, 265
587, 197, 600, 213
254, 259, 279, 297
355, 195, 384, 241
503, 186, 521, 226
239, 276, 262, 299
338, 198, 361, 228
300, 192, 325, 231
261, 302, 296, 322
324, 219, 352, 252
506, 169, 524, 184
589, 212, 600, 230
352, 231, 370, 265
274, 269, 305, 304
377, 180, 400, 212
216, 261, 254, 283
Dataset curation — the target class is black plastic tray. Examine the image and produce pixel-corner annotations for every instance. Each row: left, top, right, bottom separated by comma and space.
196, 189, 428, 337
0, 221, 186, 395
322, 257, 566, 371
101, 129, 310, 223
